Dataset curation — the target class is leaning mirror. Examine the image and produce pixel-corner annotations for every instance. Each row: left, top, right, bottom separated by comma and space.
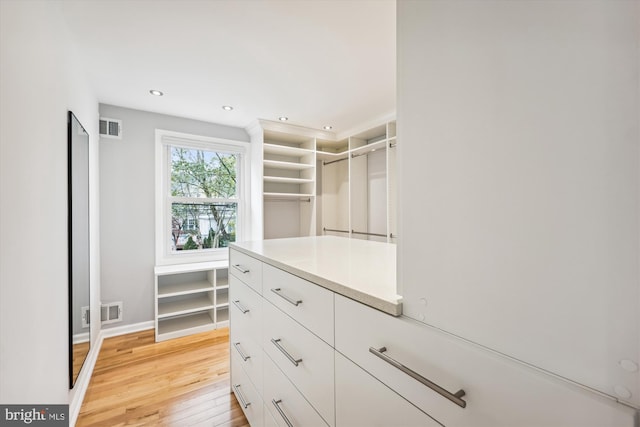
68, 111, 90, 388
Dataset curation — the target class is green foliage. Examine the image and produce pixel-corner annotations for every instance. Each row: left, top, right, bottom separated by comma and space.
183, 235, 198, 250
170, 147, 237, 251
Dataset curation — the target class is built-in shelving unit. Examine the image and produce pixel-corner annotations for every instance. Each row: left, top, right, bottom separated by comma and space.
154, 260, 229, 342
250, 119, 397, 242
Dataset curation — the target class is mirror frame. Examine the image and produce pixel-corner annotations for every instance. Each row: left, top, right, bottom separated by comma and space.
68, 111, 91, 388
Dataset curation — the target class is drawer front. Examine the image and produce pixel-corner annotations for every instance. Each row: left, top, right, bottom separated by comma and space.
230, 275, 264, 395
263, 263, 334, 345
231, 350, 264, 427
230, 275, 263, 342
335, 352, 441, 427
263, 353, 329, 427
335, 295, 636, 427
230, 249, 263, 294
263, 403, 279, 427
263, 300, 335, 426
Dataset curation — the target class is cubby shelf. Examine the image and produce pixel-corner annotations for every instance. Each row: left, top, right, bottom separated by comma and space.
154, 261, 229, 342
263, 159, 314, 170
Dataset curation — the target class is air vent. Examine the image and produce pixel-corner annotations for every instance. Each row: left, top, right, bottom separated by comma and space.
82, 302, 123, 326
99, 117, 122, 139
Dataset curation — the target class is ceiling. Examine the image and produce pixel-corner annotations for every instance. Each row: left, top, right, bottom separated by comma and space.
60, 0, 396, 135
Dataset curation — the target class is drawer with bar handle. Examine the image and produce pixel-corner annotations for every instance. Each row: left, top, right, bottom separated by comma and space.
334, 294, 635, 427
230, 249, 263, 294
263, 263, 334, 345
231, 348, 264, 427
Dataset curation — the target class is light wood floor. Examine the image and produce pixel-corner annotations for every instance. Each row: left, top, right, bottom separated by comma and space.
77, 328, 249, 427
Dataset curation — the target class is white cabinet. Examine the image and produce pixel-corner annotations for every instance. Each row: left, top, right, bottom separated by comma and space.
335, 351, 440, 427
335, 294, 636, 427
154, 261, 229, 342
397, 0, 640, 408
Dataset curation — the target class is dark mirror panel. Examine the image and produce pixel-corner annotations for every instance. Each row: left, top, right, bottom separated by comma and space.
68, 111, 90, 388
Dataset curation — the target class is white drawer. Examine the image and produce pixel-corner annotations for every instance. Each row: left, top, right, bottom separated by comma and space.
230, 249, 263, 294
230, 275, 264, 395
230, 275, 263, 342
335, 351, 441, 427
263, 352, 329, 427
263, 263, 334, 345
335, 295, 636, 427
263, 403, 279, 427
232, 349, 264, 427
263, 300, 335, 426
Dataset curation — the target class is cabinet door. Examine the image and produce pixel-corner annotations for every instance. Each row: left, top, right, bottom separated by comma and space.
335, 352, 441, 427
397, 0, 639, 406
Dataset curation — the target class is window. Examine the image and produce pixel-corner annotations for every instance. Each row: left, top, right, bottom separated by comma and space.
156, 130, 250, 264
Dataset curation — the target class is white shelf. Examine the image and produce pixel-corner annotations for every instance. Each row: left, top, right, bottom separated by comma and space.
158, 280, 213, 298
217, 276, 229, 288
154, 260, 227, 275
264, 160, 314, 170
317, 150, 349, 162
216, 290, 229, 307
264, 143, 314, 157
157, 312, 215, 340
350, 139, 387, 157
158, 294, 214, 318
217, 307, 229, 323
264, 192, 313, 199
264, 176, 314, 184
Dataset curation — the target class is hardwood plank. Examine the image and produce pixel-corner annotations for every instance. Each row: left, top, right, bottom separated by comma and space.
77, 327, 249, 427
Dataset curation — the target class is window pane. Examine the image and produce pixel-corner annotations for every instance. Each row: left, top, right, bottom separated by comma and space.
171, 202, 237, 251
171, 147, 237, 198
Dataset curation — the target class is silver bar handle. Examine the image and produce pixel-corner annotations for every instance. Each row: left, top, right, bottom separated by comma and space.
369, 346, 467, 408
232, 300, 249, 314
233, 384, 251, 409
233, 342, 250, 361
233, 264, 250, 274
270, 288, 302, 306
271, 338, 302, 367
272, 399, 293, 427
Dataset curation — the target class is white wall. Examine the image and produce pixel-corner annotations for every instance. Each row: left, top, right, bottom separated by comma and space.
99, 104, 249, 329
0, 0, 99, 404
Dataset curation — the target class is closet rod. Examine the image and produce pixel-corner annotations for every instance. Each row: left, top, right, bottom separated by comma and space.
352, 230, 388, 238
323, 227, 349, 234
323, 157, 348, 166
351, 147, 387, 159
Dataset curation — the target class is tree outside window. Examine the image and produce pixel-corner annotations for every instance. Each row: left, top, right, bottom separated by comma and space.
169, 147, 238, 251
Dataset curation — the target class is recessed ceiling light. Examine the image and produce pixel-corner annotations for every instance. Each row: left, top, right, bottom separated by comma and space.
278, 117, 289, 122
222, 105, 234, 111
149, 89, 163, 96
323, 125, 333, 130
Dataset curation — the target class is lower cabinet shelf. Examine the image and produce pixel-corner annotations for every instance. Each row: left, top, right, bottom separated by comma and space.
154, 261, 230, 342
157, 311, 215, 341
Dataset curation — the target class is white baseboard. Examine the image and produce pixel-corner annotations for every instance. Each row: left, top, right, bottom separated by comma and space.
100, 320, 155, 339
68, 320, 155, 426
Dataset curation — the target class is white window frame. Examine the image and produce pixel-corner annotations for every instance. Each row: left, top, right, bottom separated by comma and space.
155, 129, 251, 265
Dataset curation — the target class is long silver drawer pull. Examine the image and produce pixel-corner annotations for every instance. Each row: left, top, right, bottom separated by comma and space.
232, 264, 250, 274
233, 342, 250, 361
232, 384, 251, 409
232, 300, 249, 314
369, 346, 467, 408
272, 399, 294, 427
271, 338, 302, 367
270, 288, 302, 306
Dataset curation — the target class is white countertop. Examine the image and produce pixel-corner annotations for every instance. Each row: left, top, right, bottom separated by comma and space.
230, 236, 402, 316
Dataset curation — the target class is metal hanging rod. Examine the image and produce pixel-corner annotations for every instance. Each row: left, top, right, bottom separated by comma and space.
323, 157, 348, 166
323, 227, 349, 234
352, 230, 388, 238
351, 146, 387, 159
390, 233, 398, 239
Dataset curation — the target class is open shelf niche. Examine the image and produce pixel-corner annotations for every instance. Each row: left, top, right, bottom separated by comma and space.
154, 260, 230, 342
